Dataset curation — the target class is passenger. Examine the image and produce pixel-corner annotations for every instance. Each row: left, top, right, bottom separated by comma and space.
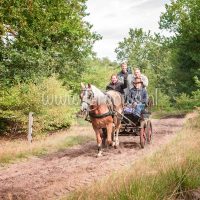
126, 78, 148, 118
106, 73, 127, 107
106, 74, 127, 95
103, 74, 128, 136
117, 62, 132, 78
117, 62, 133, 99
132, 68, 148, 88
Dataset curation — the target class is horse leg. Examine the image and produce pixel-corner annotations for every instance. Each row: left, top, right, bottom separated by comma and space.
113, 118, 121, 148
112, 117, 119, 148
106, 123, 113, 146
93, 127, 103, 157
115, 127, 120, 147
112, 130, 116, 147
112, 129, 120, 148
101, 128, 107, 147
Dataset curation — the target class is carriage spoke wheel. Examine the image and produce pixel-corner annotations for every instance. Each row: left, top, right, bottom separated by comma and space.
140, 121, 146, 148
146, 120, 152, 144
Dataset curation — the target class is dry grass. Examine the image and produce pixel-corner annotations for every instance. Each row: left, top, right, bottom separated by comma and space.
0, 126, 94, 165
67, 112, 200, 200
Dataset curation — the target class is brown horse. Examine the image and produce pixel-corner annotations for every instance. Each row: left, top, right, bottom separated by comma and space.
80, 83, 123, 157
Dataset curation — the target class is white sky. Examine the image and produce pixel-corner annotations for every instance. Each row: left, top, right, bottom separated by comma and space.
85, 0, 171, 61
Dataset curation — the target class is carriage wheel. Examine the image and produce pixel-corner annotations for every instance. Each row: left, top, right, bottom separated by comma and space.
140, 121, 146, 148
146, 120, 152, 144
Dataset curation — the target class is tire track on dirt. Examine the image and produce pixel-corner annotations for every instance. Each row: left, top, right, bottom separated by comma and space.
0, 116, 186, 200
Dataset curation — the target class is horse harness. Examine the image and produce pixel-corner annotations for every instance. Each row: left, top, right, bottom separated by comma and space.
81, 88, 120, 121
88, 93, 115, 119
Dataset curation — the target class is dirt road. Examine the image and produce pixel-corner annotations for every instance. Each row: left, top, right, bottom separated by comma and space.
0, 116, 186, 200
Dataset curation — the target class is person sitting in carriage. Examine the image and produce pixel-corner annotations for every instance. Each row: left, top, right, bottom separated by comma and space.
125, 77, 148, 118
106, 73, 128, 106
106, 73, 128, 95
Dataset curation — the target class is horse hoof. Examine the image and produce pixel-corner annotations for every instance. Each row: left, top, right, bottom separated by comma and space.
97, 152, 102, 157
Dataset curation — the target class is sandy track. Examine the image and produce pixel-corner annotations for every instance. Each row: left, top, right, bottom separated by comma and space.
0, 116, 186, 200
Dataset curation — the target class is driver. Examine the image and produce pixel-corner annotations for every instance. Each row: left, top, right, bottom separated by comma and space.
126, 78, 148, 118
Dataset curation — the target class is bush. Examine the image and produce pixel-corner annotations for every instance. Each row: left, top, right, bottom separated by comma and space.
153, 90, 172, 111
0, 76, 77, 136
175, 91, 200, 111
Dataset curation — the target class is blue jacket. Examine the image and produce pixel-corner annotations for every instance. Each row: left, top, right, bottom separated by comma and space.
127, 87, 148, 105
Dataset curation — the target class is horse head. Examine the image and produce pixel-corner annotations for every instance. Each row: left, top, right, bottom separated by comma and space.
80, 83, 95, 114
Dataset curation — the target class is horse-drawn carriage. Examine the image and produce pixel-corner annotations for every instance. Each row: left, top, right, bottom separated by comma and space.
80, 83, 153, 156
118, 106, 152, 148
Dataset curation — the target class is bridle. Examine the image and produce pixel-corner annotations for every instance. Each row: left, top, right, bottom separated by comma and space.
80, 87, 115, 119
80, 88, 98, 112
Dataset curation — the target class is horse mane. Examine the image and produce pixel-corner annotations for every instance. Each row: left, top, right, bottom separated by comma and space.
91, 85, 107, 105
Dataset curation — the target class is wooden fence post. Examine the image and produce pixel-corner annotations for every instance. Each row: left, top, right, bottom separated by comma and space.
28, 112, 33, 143
155, 88, 158, 106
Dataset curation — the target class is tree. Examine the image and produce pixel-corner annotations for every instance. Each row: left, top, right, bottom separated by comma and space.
81, 57, 118, 90
159, 0, 200, 94
0, 0, 100, 89
115, 28, 174, 95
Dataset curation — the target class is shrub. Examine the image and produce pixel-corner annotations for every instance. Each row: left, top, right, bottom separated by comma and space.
175, 91, 200, 111
153, 90, 172, 111
0, 76, 77, 136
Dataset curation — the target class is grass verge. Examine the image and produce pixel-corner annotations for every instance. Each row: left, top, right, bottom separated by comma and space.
0, 126, 94, 166
67, 112, 200, 200
151, 109, 188, 119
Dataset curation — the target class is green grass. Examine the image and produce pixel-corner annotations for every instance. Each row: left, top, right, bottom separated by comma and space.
74, 117, 90, 126
109, 154, 200, 200
67, 112, 200, 200
151, 108, 189, 119
0, 134, 93, 166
